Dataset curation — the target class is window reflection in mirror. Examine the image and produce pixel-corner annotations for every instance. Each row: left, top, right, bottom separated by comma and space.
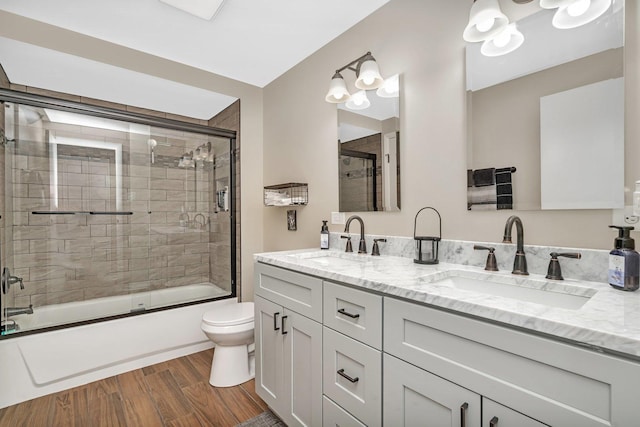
466, 2, 624, 211
338, 74, 400, 212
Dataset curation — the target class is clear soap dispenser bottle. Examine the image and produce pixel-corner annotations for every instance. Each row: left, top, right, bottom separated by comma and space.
608, 225, 640, 291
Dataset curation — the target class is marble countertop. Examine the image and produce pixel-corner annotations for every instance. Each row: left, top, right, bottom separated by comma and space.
254, 248, 640, 360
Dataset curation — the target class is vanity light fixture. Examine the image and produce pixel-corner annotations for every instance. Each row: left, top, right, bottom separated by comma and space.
546, 0, 613, 29
463, 0, 510, 42
376, 74, 400, 98
465, 0, 612, 56
480, 23, 525, 56
325, 51, 385, 106
325, 72, 351, 103
345, 90, 371, 110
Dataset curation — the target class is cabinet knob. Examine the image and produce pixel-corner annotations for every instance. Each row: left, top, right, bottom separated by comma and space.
490, 416, 499, 427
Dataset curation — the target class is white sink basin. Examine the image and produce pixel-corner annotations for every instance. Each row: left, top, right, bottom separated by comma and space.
287, 251, 367, 267
430, 271, 597, 310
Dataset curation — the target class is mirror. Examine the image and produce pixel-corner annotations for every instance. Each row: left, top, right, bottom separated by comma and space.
466, 2, 624, 211
338, 74, 400, 212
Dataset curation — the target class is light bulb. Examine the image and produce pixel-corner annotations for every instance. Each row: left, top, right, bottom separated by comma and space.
334, 93, 344, 100
476, 17, 495, 33
363, 75, 375, 86
567, 0, 590, 16
492, 31, 511, 48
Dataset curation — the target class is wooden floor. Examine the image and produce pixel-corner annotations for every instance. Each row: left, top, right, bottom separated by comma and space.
0, 349, 268, 427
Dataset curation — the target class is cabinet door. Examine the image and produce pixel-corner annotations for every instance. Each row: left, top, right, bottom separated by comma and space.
254, 296, 284, 414
482, 398, 548, 427
384, 354, 481, 427
282, 309, 323, 427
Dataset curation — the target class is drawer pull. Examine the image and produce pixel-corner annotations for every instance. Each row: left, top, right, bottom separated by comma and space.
460, 402, 468, 427
337, 368, 359, 383
337, 308, 360, 319
273, 312, 280, 331
490, 416, 499, 427
281, 315, 288, 335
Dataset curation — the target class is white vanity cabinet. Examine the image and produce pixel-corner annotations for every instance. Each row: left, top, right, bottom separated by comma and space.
384, 297, 640, 427
254, 260, 640, 427
254, 263, 323, 427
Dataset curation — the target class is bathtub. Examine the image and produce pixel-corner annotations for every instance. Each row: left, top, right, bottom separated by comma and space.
10, 282, 230, 331
0, 284, 236, 409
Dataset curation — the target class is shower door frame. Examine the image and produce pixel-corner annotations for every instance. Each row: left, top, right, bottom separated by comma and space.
0, 89, 238, 336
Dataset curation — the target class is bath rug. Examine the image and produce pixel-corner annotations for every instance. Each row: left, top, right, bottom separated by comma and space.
236, 410, 286, 427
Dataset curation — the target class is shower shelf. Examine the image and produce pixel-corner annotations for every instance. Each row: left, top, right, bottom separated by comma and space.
264, 183, 308, 206
32, 211, 134, 215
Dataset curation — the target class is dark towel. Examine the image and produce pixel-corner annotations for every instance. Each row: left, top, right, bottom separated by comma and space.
495, 167, 515, 209
472, 168, 495, 187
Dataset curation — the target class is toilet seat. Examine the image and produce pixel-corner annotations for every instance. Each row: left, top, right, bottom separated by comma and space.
202, 302, 254, 327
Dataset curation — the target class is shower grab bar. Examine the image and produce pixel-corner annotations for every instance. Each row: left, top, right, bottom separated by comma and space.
32, 211, 134, 215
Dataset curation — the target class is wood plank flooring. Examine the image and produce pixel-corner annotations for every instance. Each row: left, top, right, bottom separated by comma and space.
0, 349, 268, 427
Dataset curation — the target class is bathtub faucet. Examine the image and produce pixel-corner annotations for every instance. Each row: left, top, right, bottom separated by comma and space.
4, 305, 33, 317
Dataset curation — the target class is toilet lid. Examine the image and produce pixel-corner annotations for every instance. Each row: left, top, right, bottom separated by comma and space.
202, 302, 254, 326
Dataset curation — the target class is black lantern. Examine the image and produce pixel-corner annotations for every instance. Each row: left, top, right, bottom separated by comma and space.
413, 207, 442, 264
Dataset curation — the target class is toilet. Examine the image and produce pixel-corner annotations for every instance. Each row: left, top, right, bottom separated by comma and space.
201, 302, 255, 387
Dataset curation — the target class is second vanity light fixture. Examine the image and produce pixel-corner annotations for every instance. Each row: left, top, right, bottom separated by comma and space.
325, 51, 396, 109
463, 0, 613, 56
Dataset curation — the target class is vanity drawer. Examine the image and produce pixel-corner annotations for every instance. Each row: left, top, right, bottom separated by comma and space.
323, 327, 381, 427
323, 281, 382, 349
322, 396, 366, 427
254, 262, 322, 321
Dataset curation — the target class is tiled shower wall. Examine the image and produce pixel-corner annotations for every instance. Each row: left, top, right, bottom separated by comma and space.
1, 83, 240, 309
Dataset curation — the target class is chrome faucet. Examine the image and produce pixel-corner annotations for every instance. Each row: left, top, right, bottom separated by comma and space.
344, 215, 367, 254
4, 305, 33, 317
502, 215, 528, 275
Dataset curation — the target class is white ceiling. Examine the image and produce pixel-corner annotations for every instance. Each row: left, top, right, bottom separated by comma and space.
0, 0, 391, 119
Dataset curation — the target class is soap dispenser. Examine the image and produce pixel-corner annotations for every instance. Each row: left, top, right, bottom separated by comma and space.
320, 220, 330, 250
608, 225, 640, 291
